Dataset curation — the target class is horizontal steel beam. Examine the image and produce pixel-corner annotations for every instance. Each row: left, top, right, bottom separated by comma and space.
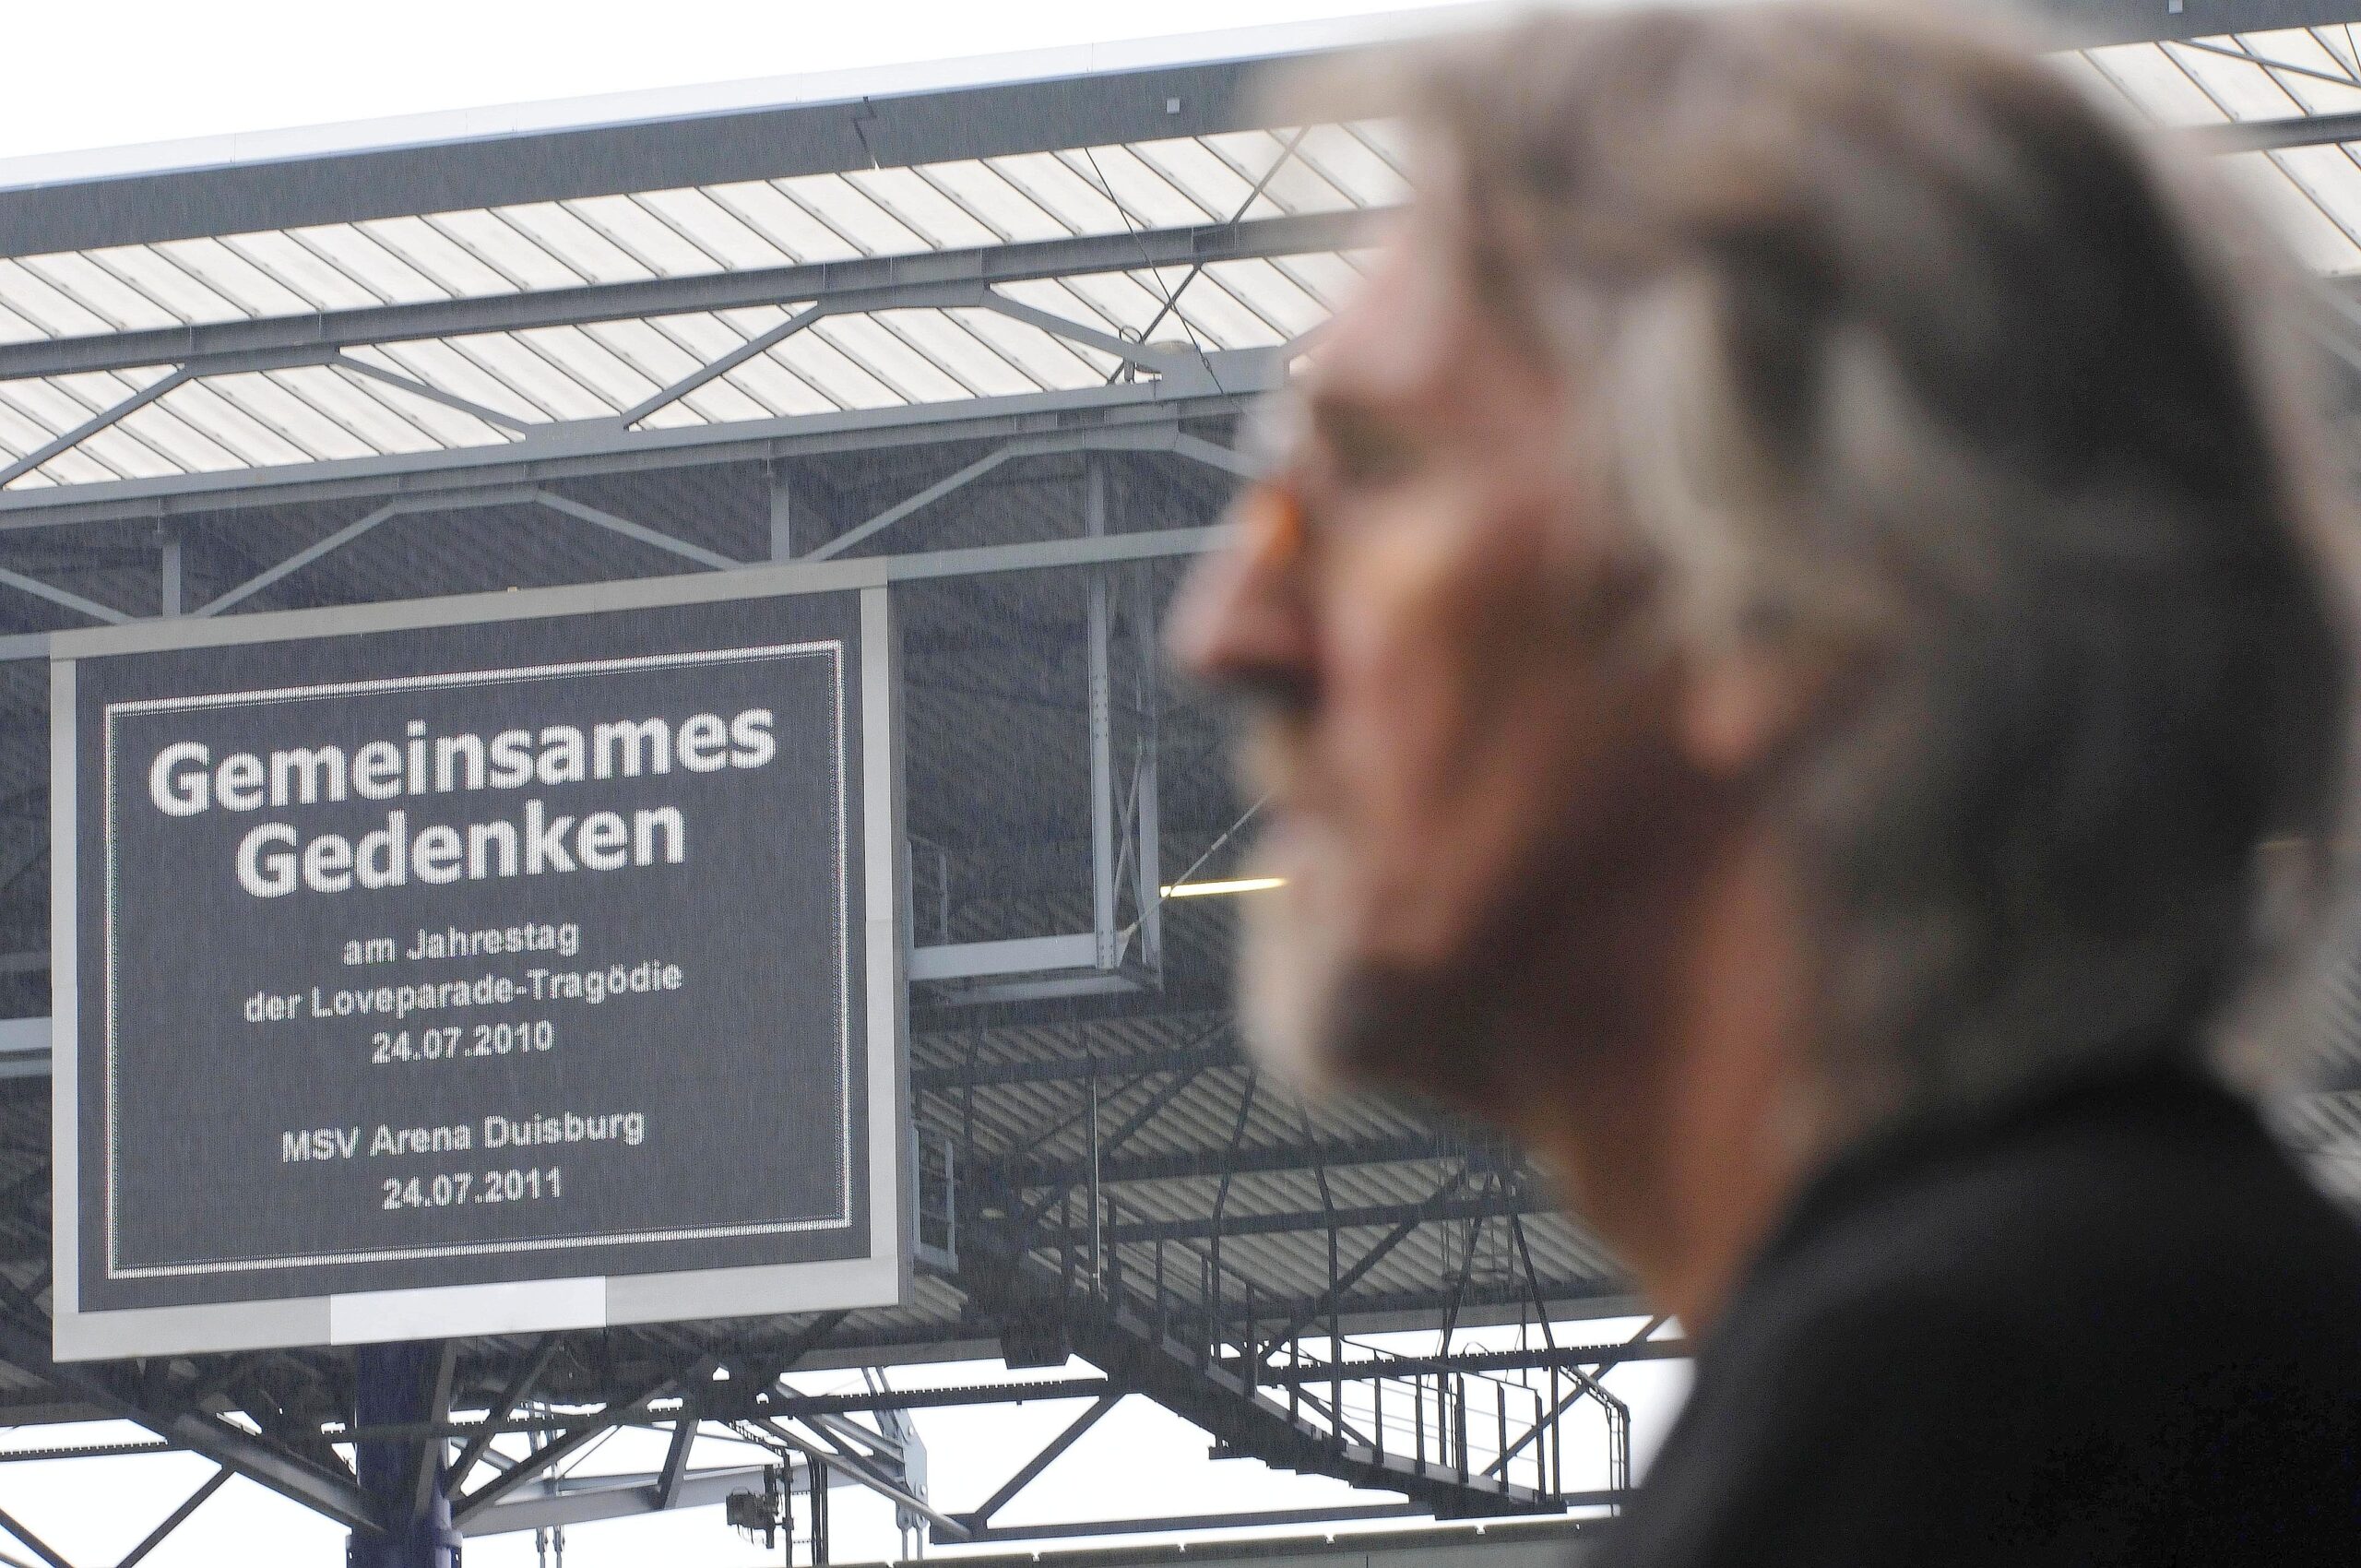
1097, 1191, 1555, 1244
463, 1463, 779, 1535
348, 1378, 1116, 1441
1246, 1338, 1691, 1384
967, 1503, 1432, 1542
909, 932, 1099, 982
0, 56, 1317, 259
915, 1034, 1235, 1090
1142, 1277, 1637, 1332
0, 1437, 172, 1465
780, 1376, 1111, 1414
0, 522, 1227, 663
1015, 1133, 1506, 1188
0, 211, 1367, 383
0, 366, 1268, 529
2203, 110, 2361, 154
948, 1519, 1617, 1559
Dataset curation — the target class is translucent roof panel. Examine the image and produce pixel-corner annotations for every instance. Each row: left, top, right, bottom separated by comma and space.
9, 23, 2361, 501
0, 115, 1396, 490
0, 123, 1404, 349
2070, 25, 2361, 277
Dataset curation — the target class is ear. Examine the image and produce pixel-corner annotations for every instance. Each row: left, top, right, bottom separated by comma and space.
1674, 647, 1833, 778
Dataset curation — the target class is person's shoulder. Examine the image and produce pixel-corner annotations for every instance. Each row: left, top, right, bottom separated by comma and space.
1714, 1072, 2361, 1452
1807, 1075, 2361, 1330
1636, 1079, 2361, 1562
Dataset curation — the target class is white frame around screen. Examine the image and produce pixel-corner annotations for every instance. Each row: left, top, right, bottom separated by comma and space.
49, 565, 908, 1361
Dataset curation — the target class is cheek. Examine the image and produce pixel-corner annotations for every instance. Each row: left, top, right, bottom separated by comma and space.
1322, 522, 1484, 807
1312, 505, 1593, 957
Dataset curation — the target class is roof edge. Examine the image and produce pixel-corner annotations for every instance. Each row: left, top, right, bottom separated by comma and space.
0, 8, 1470, 201
0, 8, 1474, 259
0, 2, 2351, 257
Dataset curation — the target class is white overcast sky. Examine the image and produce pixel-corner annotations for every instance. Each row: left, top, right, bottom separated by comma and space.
0, 2, 1694, 1564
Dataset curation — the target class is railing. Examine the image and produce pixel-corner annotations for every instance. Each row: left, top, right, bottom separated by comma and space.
938, 1075, 1633, 1512
1077, 1187, 1625, 1507
1262, 1338, 1566, 1497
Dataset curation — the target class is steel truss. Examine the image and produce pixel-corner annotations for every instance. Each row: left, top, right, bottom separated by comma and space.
0, 1285, 1674, 1551
0, 432, 1655, 1557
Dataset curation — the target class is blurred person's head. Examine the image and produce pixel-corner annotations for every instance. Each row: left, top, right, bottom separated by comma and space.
1169, 0, 2355, 1322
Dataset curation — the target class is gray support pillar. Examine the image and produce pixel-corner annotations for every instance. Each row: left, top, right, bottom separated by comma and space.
812, 1456, 831, 1567
1129, 569, 1163, 973
1087, 1069, 1104, 1287
768, 460, 840, 561
769, 460, 795, 562
159, 528, 183, 616
349, 1343, 460, 1568
1085, 460, 1117, 968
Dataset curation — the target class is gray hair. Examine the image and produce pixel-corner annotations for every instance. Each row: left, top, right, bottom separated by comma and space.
1349, 3, 2358, 1117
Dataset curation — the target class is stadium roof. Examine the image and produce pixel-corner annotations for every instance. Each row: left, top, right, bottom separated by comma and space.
1, 8, 2360, 533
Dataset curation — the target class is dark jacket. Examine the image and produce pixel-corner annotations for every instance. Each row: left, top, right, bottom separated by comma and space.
1599, 1065, 2361, 1566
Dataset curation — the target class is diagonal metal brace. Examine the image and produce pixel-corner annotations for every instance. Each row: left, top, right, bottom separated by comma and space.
445, 1335, 560, 1492
113, 1467, 231, 1568
0, 367, 195, 490
0, 1316, 383, 1533
960, 1393, 1120, 1526
530, 490, 742, 569
0, 565, 130, 625
451, 1372, 677, 1524
332, 353, 533, 434
748, 1415, 971, 1540
619, 303, 831, 427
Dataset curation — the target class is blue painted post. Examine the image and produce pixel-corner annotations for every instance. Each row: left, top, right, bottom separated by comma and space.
349, 1343, 461, 1568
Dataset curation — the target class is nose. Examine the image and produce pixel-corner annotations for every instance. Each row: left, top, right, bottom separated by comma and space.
1167, 485, 1318, 701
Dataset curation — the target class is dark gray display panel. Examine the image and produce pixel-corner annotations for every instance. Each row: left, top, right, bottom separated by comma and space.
52, 576, 907, 1359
